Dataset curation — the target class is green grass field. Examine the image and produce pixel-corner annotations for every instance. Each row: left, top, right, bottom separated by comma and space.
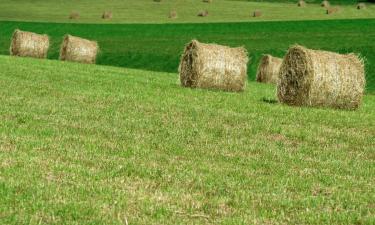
0, 55, 374, 224
0, 0, 374, 224
0, 0, 373, 23
1, 19, 374, 93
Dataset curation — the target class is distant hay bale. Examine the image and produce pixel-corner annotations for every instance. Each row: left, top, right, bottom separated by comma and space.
326, 7, 339, 14
297, 0, 306, 7
102, 11, 113, 19
256, 55, 282, 84
69, 12, 80, 19
253, 10, 262, 17
357, 3, 366, 10
59, 35, 99, 64
321, 0, 330, 7
10, 29, 49, 59
203, 0, 213, 3
198, 10, 209, 17
153, 0, 162, 2
169, 10, 177, 19
277, 45, 365, 110
179, 40, 248, 92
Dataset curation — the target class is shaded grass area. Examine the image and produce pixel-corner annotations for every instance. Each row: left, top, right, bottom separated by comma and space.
0, 0, 374, 24
0, 55, 374, 224
0, 19, 374, 92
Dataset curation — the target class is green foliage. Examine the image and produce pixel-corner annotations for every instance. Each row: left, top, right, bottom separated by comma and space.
0, 55, 374, 224
0, 19, 374, 93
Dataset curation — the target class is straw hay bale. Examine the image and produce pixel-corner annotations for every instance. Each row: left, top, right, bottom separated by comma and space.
69, 12, 80, 19
321, 0, 330, 7
253, 10, 262, 17
169, 10, 177, 19
203, 0, 212, 3
59, 35, 99, 64
102, 11, 113, 19
297, 0, 306, 7
357, 3, 366, 9
326, 7, 339, 14
256, 55, 282, 84
198, 10, 209, 17
277, 45, 365, 110
10, 29, 49, 59
179, 40, 248, 92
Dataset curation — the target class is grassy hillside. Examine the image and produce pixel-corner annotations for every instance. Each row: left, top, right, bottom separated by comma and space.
241, 0, 363, 4
0, 0, 373, 23
1, 19, 374, 93
0, 56, 375, 224
0, 55, 374, 224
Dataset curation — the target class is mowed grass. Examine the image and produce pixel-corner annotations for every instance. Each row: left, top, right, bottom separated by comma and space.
1, 19, 374, 93
0, 56, 374, 224
0, 0, 373, 23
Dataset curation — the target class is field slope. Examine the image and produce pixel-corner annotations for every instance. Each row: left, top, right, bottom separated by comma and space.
0, 56, 374, 224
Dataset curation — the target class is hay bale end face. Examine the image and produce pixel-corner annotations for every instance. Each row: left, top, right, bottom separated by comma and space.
277, 45, 365, 110
321, 0, 330, 7
69, 12, 80, 19
256, 55, 282, 84
179, 40, 248, 92
59, 35, 99, 64
169, 10, 177, 19
253, 10, 262, 17
102, 11, 113, 19
297, 0, 306, 7
10, 29, 49, 59
357, 3, 366, 10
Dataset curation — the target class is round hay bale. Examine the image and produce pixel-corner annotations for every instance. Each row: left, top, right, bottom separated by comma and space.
326, 7, 339, 14
321, 0, 330, 7
169, 10, 177, 19
179, 40, 248, 92
198, 10, 209, 17
297, 0, 307, 7
277, 45, 365, 110
357, 3, 366, 10
59, 35, 99, 64
69, 12, 80, 19
10, 29, 49, 59
253, 10, 262, 17
102, 11, 113, 19
203, 0, 213, 3
256, 55, 282, 84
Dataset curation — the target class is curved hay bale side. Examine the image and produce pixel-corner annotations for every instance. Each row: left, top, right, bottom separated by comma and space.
277, 45, 365, 110
256, 55, 282, 84
179, 40, 248, 92
321, 0, 330, 8
297, 0, 306, 7
69, 12, 80, 19
169, 10, 177, 19
59, 35, 99, 64
357, 3, 366, 10
10, 29, 49, 59
102, 11, 113, 19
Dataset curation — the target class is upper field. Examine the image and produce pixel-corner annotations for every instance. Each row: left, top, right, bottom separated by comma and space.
0, 0, 374, 23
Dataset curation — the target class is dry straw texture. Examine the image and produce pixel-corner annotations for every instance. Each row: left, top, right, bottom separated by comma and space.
297, 0, 306, 7
253, 10, 262, 17
59, 35, 99, 64
69, 12, 80, 19
277, 45, 365, 110
321, 0, 330, 7
179, 40, 248, 92
169, 10, 177, 19
102, 11, 113, 19
326, 7, 339, 14
357, 3, 366, 10
256, 55, 282, 84
10, 29, 49, 59
198, 10, 209, 17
